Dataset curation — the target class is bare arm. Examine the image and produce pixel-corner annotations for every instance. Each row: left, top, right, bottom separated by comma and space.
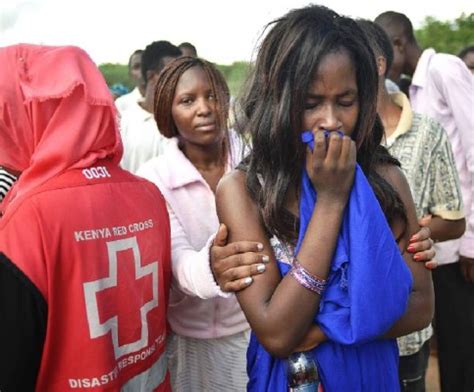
216, 132, 355, 357
211, 224, 269, 291
212, 221, 437, 294
293, 325, 327, 352
380, 165, 435, 337
290, 212, 438, 353
216, 171, 344, 357
422, 215, 465, 243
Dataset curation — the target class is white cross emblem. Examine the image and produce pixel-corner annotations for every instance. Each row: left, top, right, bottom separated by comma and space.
83, 237, 158, 359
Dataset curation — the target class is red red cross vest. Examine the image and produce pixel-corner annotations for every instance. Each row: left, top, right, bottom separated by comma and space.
0, 161, 171, 391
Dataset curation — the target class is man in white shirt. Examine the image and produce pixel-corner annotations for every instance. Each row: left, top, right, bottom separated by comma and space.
119, 41, 181, 173
115, 50, 145, 115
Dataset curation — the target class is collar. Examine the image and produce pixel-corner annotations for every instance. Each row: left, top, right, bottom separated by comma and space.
385, 92, 413, 146
411, 48, 436, 88
127, 100, 153, 122
162, 137, 238, 190
164, 138, 205, 189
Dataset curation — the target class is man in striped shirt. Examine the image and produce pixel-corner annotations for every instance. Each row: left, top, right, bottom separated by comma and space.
358, 19, 466, 392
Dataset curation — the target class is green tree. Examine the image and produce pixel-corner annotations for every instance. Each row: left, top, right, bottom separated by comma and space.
98, 61, 252, 97
98, 14, 473, 91
216, 61, 252, 97
98, 63, 132, 90
415, 13, 474, 55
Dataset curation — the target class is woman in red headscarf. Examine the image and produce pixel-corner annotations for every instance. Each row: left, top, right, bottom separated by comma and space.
0, 44, 171, 391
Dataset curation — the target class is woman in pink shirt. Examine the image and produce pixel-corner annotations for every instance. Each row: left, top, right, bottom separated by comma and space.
137, 56, 259, 391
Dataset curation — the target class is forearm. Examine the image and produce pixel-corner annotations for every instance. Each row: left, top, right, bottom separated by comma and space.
236, 197, 346, 357
427, 216, 465, 242
169, 206, 227, 299
238, 277, 319, 357
172, 241, 227, 299
293, 325, 328, 353
296, 195, 346, 277
383, 283, 434, 338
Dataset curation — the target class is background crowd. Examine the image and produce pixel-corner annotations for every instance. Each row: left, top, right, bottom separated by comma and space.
0, 4, 472, 392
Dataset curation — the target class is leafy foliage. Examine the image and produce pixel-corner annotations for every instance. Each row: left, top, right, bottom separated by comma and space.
98, 13, 473, 93
98, 61, 251, 96
415, 13, 474, 55
99, 63, 132, 90
216, 61, 252, 97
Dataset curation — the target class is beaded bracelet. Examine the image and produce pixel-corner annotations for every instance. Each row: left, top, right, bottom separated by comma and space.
289, 259, 327, 295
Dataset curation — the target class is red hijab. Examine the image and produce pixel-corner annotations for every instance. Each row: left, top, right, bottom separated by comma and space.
0, 44, 123, 215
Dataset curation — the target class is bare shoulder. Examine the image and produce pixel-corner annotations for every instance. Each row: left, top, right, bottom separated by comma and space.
217, 168, 256, 210
216, 169, 265, 244
216, 169, 252, 209
217, 169, 247, 194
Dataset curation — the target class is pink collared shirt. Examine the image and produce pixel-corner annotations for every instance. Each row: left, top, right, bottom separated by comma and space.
137, 136, 250, 339
409, 49, 474, 264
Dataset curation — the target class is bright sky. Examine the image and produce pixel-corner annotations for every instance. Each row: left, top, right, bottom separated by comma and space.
1, 0, 473, 65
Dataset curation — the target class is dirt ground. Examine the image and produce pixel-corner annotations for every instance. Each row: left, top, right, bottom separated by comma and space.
426, 340, 440, 392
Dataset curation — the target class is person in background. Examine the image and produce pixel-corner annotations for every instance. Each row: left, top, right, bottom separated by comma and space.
358, 19, 466, 392
215, 5, 434, 390
178, 42, 197, 57
0, 44, 172, 391
385, 77, 401, 93
138, 56, 256, 391
119, 41, 181, 173
458, 45, 474, 75
398, 75, 413, 97
109, 83, 129, 100
115, 49, 145, 114
0, 168, 17, 202
376, 11, 474, 392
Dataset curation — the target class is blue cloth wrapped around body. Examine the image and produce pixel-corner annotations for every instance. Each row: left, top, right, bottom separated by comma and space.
247, 131, 413, 391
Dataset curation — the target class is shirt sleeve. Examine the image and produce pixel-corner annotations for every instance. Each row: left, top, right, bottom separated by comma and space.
0, 252, 47, 391
167, 203, 231, 299
0, 169, 16, 201
429, 123, 464, 220
433, 60, 474, 257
